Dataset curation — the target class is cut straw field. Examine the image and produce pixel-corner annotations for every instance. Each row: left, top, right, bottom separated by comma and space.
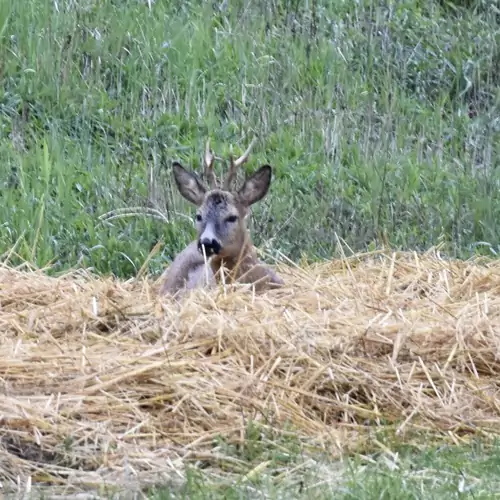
2, 250, 500, 496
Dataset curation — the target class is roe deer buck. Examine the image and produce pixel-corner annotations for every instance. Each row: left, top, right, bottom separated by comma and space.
159, 138, 284, 296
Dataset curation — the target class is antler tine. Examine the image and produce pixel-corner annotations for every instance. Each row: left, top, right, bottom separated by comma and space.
223, 137, 257, 190
204, 139, 217, 189
234, 136, 257, 167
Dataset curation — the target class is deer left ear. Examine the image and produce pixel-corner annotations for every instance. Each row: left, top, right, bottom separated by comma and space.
238, 165, 272, 207
173, 162, 207, 206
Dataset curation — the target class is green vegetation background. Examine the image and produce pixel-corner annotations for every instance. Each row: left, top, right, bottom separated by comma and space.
1, 0, 498, 278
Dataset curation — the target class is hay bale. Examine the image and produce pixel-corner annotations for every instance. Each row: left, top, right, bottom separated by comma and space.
1, 250, 500, 495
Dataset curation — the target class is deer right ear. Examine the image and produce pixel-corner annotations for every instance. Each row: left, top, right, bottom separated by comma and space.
238, 165, 272, 207
173, 163, 207, 206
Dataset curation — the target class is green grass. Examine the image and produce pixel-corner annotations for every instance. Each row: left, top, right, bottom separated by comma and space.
148, 438, 500, 499
1, 0, 499, 278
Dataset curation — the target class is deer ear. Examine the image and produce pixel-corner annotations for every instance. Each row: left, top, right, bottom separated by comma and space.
173, 163, 207, 206
238, 165, 272, 206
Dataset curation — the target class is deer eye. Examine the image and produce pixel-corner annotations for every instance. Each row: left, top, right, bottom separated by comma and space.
225, 215, 238, 223
195, 214, 202, 222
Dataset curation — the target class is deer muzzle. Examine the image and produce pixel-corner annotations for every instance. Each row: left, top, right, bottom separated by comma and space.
198, 237, 221, 257
198, 224, 221, 257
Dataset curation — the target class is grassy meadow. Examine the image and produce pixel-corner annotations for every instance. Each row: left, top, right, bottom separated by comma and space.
148, 438, 500, 499
1, 0, 500, 497
1, 0, 499, 278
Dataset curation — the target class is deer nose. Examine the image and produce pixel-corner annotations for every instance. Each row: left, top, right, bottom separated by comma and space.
198, 238, 221, 257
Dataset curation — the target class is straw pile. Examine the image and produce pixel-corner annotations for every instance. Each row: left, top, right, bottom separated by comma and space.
2, 250, 500, 496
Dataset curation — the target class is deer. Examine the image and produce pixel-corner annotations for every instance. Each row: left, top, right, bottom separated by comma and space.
159, 138, 284, 297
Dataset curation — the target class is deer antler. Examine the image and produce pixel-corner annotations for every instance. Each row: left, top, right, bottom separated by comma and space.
204, 139, 217, 189
223, 137, 257, 190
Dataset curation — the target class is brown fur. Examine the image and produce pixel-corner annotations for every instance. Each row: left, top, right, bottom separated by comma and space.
159, 140, 284, 297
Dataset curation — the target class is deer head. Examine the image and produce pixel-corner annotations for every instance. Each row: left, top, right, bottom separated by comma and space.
172, 138, 271, 261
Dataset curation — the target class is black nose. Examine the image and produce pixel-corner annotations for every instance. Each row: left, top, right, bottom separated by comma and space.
198, 238, 221, 256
